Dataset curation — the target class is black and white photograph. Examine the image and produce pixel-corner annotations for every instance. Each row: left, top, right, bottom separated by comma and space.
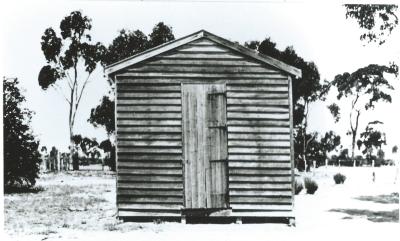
1, 0, 399, 240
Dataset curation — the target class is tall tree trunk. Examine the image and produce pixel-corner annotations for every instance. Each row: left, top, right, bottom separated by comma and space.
351, 130, 356, 167
70, 65, 79, 171
303, 101, 313, 172
350, 95, 360, 167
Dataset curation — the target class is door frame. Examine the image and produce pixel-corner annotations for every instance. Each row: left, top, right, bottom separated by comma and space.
180, 82, 229, 210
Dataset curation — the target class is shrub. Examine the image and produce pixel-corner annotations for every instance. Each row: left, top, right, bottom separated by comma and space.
304, 177, 318, 194
333, 173, 346, 184
4, 77, 41, 189
295, 179, 303, 195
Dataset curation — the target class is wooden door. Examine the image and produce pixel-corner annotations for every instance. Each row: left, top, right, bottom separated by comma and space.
182, 83, 228, 209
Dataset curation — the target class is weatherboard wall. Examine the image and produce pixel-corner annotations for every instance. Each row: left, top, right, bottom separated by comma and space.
114, 38, 294, 218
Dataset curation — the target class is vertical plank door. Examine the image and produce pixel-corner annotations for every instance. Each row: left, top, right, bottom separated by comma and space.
182, 83, 228, 209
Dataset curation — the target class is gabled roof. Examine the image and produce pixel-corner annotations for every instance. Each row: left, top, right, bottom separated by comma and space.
105, 30, 302, 78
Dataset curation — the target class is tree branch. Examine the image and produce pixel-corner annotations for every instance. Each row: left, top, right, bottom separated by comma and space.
72, 73, 91, 126
52, 84, 71, 105
65, 72, 74, 90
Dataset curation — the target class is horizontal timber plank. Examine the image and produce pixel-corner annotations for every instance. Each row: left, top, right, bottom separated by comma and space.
117, 92, 181, 98
228, 147, 290, 155
116, 84, 180, 92
228, 155, 290, 162
118, 175, 182, 182
228, 126, 290, 133
126, 65, 281, 74
228, 113, 289, 120
117, 106, 181, 113
228, 140, 290, 147
159, 52, 245, 59
230, 196, 291, 203
229, 169, 291, 175
117, 147, 182, 154
229, 183, 292, 190
230, 190, 292, 196
118, 182, 183, 189
118, 189, 183, 196
176, 45, 229, 52
186, 39, 218, 46
118, 158, 181, 163
117, 119, 181, 126
117, 72, 280, 79
118, 127, 181, 133
229, 211, 294, 218
117, 77, 287, 85
118, 140, 182, 147
227, 86, 288, 92
117, 133, 182, 140
229, 175, 291, 182
228, 92, 288, 99
227, 106, 288, 113
149, 58, 263, 66
227, 121, 289, 128
118, 196, 182, 203
119, 169, 182, 175
227, 99, 289, 106
118, 162, 181, 168
230, 204, 292, 211
118, 203, 183, 210
117, 99, 181, 105
228, 161, 291, 168
118, 211, 181, 217
228, 133, 290, 141
117, 112, 181, 119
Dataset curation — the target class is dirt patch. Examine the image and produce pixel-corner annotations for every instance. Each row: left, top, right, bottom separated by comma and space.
330, 208, 399, 223
355, 192, 399, 204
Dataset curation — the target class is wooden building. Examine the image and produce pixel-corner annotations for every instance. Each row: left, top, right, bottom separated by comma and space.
105, 30, 301, 223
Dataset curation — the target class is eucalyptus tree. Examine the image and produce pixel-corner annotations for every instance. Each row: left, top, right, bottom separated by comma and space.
38, 11, 106, 170
329, 64, 398, 166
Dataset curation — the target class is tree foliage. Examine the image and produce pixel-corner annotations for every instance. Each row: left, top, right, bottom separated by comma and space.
333, 64, 398, 109
148, 22, 175, 48
88, 96, 115, 135
3, 77, 41, 188
102, 29, 148, 66
344, 4, 399, 45
393, 145, 398, 154
327, 103, 340, 123
357, 121, 387, 164
357, 121, 387, 153
299, 131, 341, 169
99, 139, 115, 171
72, 134, 99, 156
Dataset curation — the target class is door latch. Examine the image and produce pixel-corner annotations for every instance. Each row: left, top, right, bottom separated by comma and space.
208, 124, 227, 130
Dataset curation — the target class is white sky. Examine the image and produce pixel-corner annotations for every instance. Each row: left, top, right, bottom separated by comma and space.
1, 0, 399, 158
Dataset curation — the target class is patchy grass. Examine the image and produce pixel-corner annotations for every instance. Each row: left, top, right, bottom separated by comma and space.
3, 171, 142, 236
355, 192, 399, 204
4, 185, 45, 194
330, 208, 399, 223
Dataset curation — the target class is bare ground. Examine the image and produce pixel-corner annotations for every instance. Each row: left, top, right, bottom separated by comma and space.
3, 166, 399, 241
